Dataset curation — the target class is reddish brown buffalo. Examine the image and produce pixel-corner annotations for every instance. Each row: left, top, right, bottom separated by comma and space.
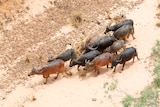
28, 59, 66, 84
85, 52, 113, 76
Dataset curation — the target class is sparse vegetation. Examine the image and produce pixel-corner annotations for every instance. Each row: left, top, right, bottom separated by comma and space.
122, 86, 158, 107
156, 22, 160, 27
105, 10, 126, 23
32, 95, 36, 101
121, 40, 160, 107
70, 11, 82, 28
121, 95, 135, 107
158, 3, 160, 9
105, 10, 112, 19
152, 40, 160, 88
38, 55, 43, 62
134, 86, 158, 107
79, 70, 87, 77
113, 12, 126, 23
65, 71, 72, 76
104, 79, 118, 94
25, 55, 30, 63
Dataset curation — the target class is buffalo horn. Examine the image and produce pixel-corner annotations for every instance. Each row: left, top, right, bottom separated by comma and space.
85, 44, 98, 51
116, 57, 122, 63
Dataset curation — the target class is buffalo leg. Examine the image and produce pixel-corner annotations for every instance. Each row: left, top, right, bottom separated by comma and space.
136, 52, 140, 60
133, 53, 139, 62
69, 60, 72, 65
136, 55, 140, 60
132, 34, 135, 39
113, 66, 117, 72
121, 62, 126, 71
44, 77, 48, 84
96, 70, 100, 75
107, 64, 109, 68
133, 56, 135, 62
94, 66, 99, 76
95, 68, 100, 76
129, 33, 135, 39
131, 31, 135, 39
77, 65, 81, 71
54, 72, 60, 79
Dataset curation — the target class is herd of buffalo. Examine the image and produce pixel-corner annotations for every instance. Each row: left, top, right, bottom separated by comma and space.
28, 19, 140, 84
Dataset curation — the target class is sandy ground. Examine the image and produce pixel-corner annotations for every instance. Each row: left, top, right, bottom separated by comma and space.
0, 0, 160, 107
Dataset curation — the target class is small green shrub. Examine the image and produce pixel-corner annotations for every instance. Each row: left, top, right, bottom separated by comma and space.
122, 86, 158, 107
104, 79, 118, 94
153, 77, 160, 88
121, 95, 135, 107
152, 40, 160, 57
152, 40, 160, 88
134, 86, 158, 107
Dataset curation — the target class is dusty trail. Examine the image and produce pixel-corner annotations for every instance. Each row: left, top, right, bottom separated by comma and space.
0, 0, 160, 107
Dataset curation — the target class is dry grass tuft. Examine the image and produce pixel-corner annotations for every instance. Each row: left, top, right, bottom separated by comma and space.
158, 3, 160, 9
32, 95, 36, 101
156, 12, 160, 19
38, 55, 43, 61
25, 55, 30, 63
70, 11, 82, 28
113, 13, 126, 23
105, 10, 112, 19
105, 10, 126, 23
73, 43, 83, 57
156, 22, 160, 27
79, 70, 87, 77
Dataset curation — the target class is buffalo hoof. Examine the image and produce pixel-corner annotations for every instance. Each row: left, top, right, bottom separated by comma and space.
54, 76, 58, 80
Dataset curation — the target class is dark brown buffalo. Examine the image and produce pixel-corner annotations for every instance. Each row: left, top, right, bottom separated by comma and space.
80, 35, 100, 53
113, 24, 135, 42
105, 40, 125, 54
104, 19, 134, 34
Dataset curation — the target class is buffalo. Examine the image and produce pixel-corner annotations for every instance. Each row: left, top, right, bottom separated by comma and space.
28, 59, 66, 84
69, 50, 100, 71
113, 24, 135, 42
104, 19, 134, 34
48, 49, 77, 65
80, 35, 101, 53
85, 52, 113, 76
105, 40, 126, 54
111, 47, 139, 72
85, 35, 116, 53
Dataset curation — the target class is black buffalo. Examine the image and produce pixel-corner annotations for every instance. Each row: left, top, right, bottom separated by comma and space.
69, 50, 100, 71
48, 49, 77, 64
85, 35, 116, 53
111, 47, 139, 72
